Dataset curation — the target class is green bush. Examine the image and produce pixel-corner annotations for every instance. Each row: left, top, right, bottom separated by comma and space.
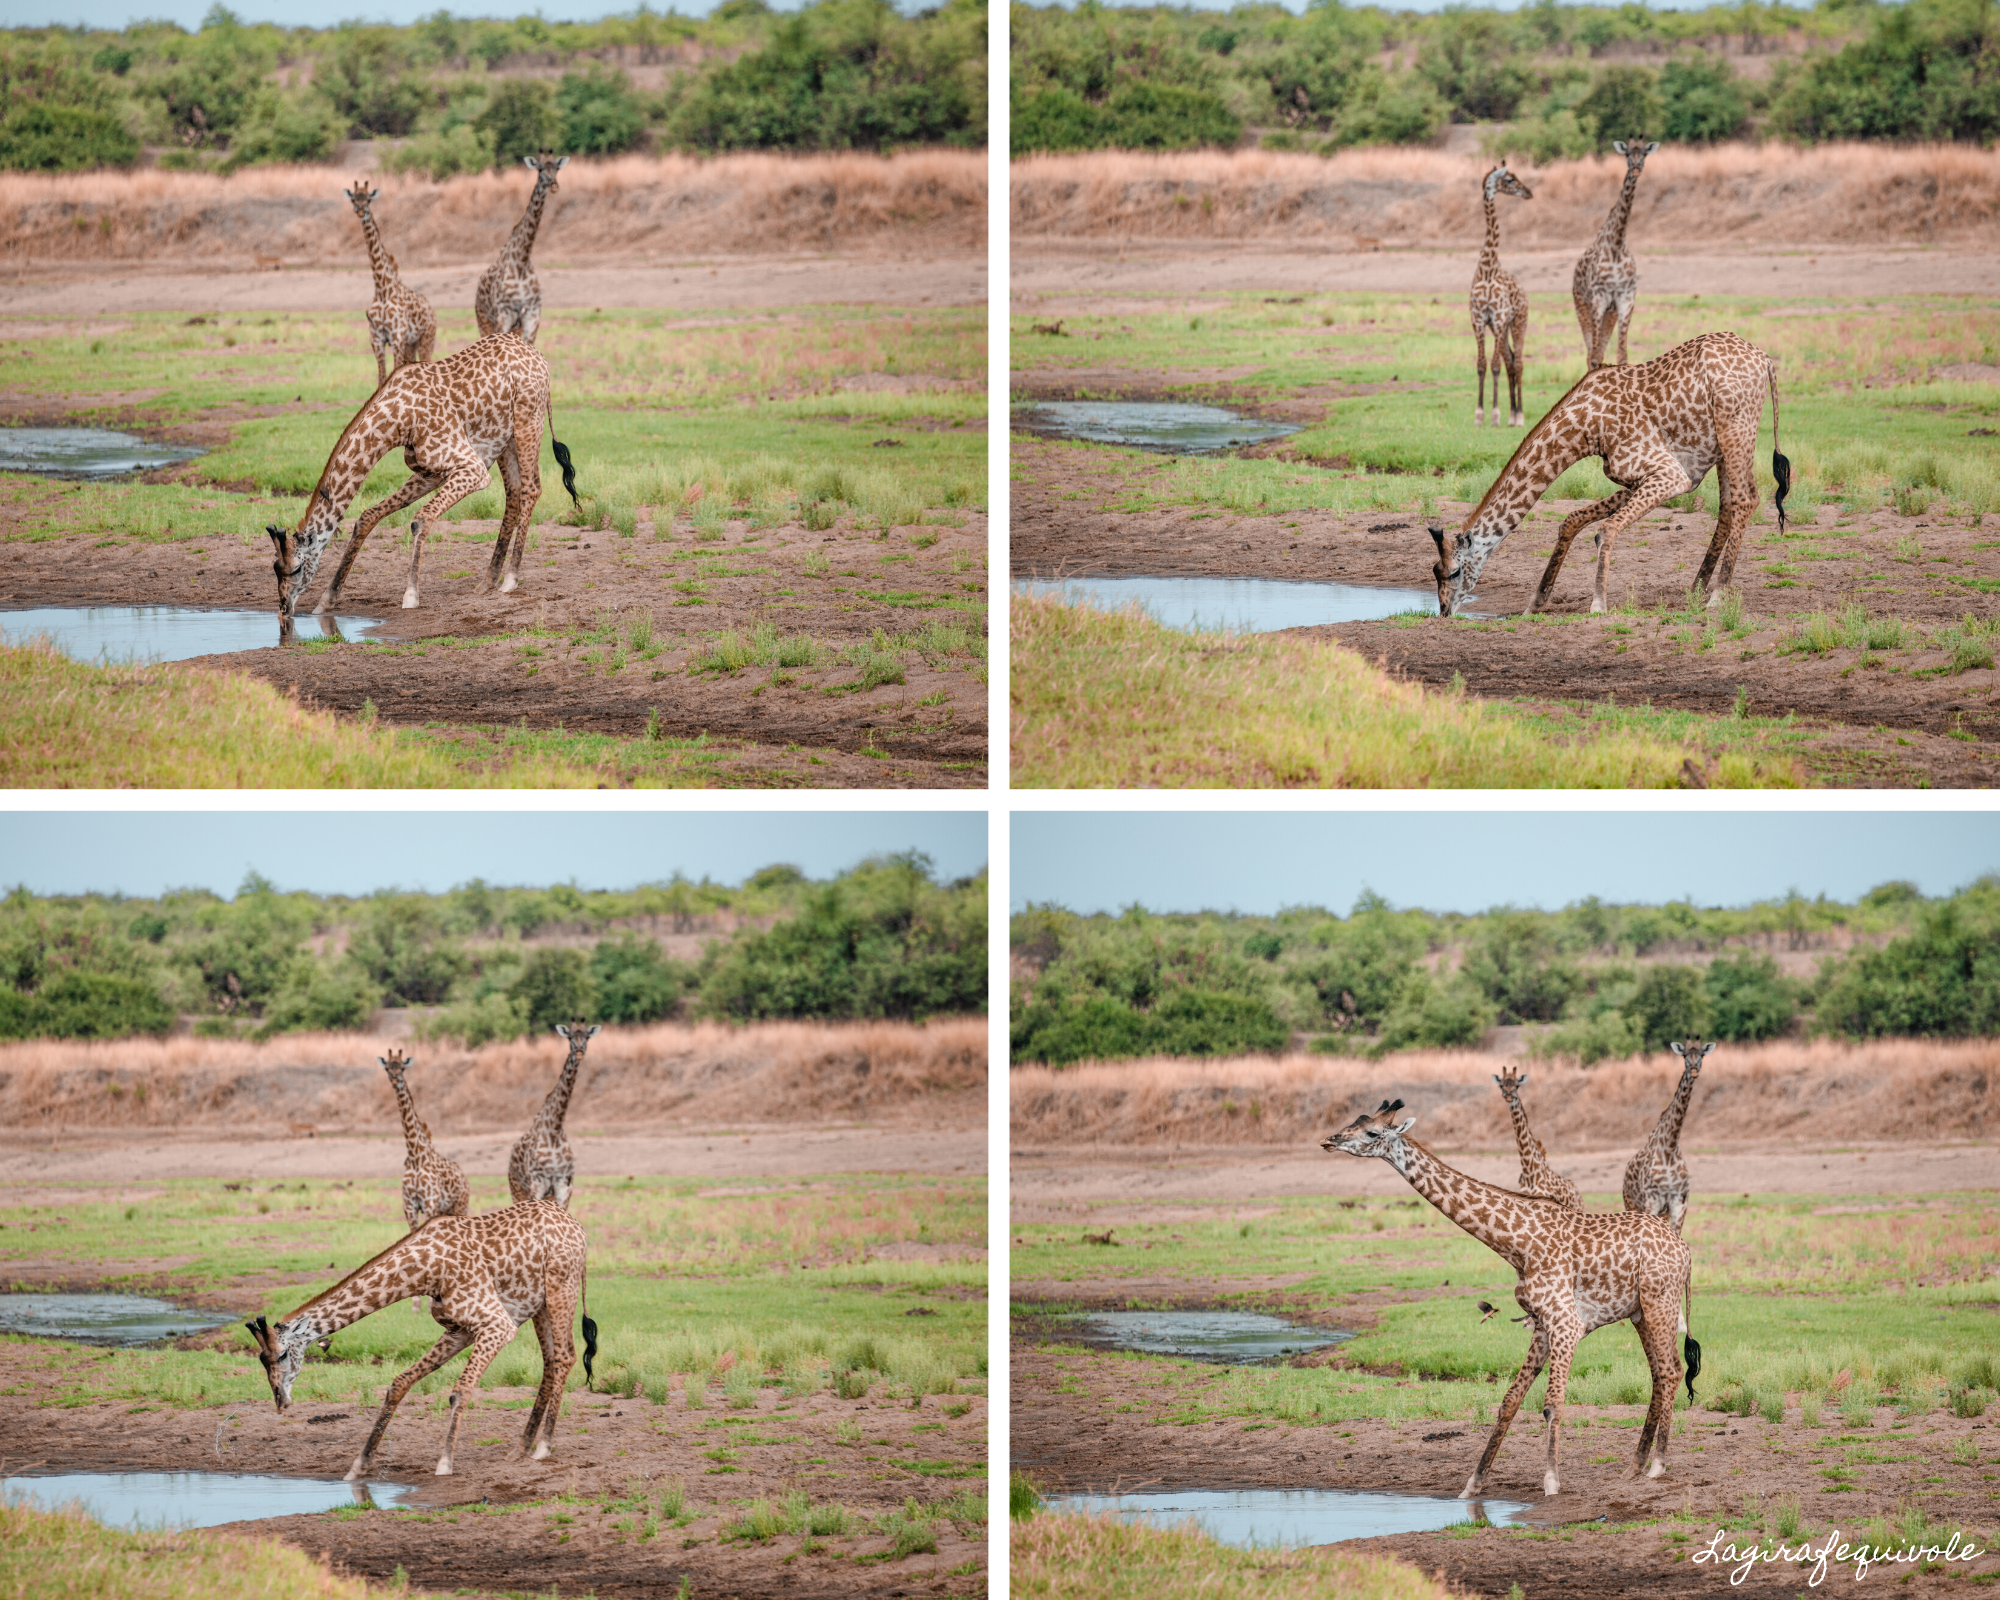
508, 947, 599, 1034
1417, 9, 1532, 121
476, 80, 557, 166
1815, 887, 2000, 1038
254, 962, 376, 1039
1770, 0, 2000, 144
222, 87, 342, 169
1658, 55, 1746, 144
414, 990, 530, 1049
1703, 953, 1795, 1042
1011, 81, 1240, 153
381, 122, 493, 181
319, 25, 425, 138
1009, 987, 1287, 1067
1576, 65, 1661, 150
0, 103, 139, 171
589, 934, 684, 1025
1627, 963, 1710, 1050
0, 972, 174, 1040
558, 65, 648, 154
1461, 912, 1581, 1024
347, 896, 466, 1007
1373, 970, 1495, 1054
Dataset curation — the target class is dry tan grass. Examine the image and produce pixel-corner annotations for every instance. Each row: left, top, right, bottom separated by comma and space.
0, 149, 986, 267
1010, 1037, 2000, 1150
1012, 142, 2000, 248
0, 1017, 986, 1136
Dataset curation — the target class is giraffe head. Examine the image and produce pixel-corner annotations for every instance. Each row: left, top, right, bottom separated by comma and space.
555, 1021, 601, 1050
267, 482, 345, 628
245, 1313, 317, 1411
343, 184, 379, 220
1612, 140, 1660, 174
1668, 1039, 1715, 1076
1492, 1066, 1527, 1102
1483, 163, 1533, 203
1320, 1097, 1415, 1160
380, 1048, 410, 1083
1429, 522, 1505, 617
524, 152, 567, 193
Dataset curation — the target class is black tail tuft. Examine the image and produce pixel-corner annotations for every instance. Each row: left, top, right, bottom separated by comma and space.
1684, 1334, 1703, 1402
552, 438, 579, 507
581, 1312, 599, 1391
1772, 449, 1791, 535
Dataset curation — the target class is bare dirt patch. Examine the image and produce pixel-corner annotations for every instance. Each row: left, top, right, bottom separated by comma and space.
0, 500, 988, 785
1013, 1342, 2000, 1598
0, 1349, 986, 1600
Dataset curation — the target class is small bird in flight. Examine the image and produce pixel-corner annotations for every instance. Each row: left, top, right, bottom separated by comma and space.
1477, 1301, 1499, 1323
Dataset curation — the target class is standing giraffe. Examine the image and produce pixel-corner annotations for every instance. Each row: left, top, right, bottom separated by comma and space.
1623, 1040, 1715, 1230
264, 332, 578, 640
475, 154, 566, 343
1428, 331, 1790, 617
1323, 1100, 1697, 1499
1470, 163, 1533, 428
509, 1022, 601, 1207
1493, 1067, 1583, 1212
244, 1198, 597, 1479
1572, 141, 1658, 371
345, 185, 437, 389
380, 1048, 470, 1231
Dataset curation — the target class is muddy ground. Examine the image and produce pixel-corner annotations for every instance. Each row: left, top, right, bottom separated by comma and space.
1, 1341, 985, 1600
0, 484, 988, 788
1013, 1137, 2000, 1600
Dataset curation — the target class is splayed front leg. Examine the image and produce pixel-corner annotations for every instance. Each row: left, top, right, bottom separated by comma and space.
435, 1391, 463, 1475
1465, 1325, 1548, 1498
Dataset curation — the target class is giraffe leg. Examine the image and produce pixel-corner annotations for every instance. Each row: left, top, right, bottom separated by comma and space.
1528, 489, 1635, 614
1595, 305, 1618, 371
1463, 1324, 1547, 1497
1539, 1323, 1581, 1497
436, 1319, 515, 1476
346, 1324, 473, 1482
316, 471, 442, 614
403, 459, 491, 609
1616, 301, 1633, 367
523, 1281, 580, 1461
518, 1304, 560, 1455
1507, 310, 1528, 427
1589, 465, 1690, 613
488, 416, 545, 595
1474, 325, 1490, 425
1629, 1302, 1683, 1479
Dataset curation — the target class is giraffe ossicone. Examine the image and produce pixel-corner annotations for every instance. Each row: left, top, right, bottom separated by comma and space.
265, 333, 580, 641
243, 1198, 596, 1480
1430, 331, 1790, 618
1322, 1100, 1694, 1499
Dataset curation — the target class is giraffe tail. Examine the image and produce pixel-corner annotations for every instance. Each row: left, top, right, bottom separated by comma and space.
580, 1263, 598, 1393
1682, 1273, 1701, 1404
1767, 358, 1790, 535
547, 395, 580, 507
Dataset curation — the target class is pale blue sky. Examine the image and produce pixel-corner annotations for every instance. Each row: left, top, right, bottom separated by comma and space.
1011, 813, 2000, 916
2, 813, 986, 899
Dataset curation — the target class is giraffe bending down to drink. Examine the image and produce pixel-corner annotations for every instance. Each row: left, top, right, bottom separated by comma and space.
475, 154, 565, 343
345, 185, 436, 388
1470, 163, 1533, 428
1429, 331, 1790, 617
509, 1023, 600, 1207
1623, 1040, 1715, 1230
1493, 1066, 1583, 1212
265, 332, 578, 640
244, 1199, 597, 1479
1324, 1099, 1698, 1498
380, 1048, 469, 1230
1571, 141, 1657, 371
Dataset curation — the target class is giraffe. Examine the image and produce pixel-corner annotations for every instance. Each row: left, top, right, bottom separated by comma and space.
1493, 1066, 1583, 1212
345, 185, 437, 389
508, 1022, 601, 1207
1571, 141, 1658, 371
1323, 1100, 1697, 1498
243, 1198, 597, 1480
475, 154, 566, 343
1623, 1040, 1715, 1231
380, 1048, 470, 1231
1470, 163, 1533, 429
1428, 331, 1791, 617
264, 332, 578, 641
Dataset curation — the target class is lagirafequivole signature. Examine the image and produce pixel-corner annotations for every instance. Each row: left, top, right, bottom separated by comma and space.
1692, 1528, 1986, 1585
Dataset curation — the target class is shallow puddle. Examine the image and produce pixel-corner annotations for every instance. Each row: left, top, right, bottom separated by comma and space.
1013, 575, 1434, 632
2, 1471, 411, 1529
1044, 1487, 1530, 1546
0, 606, 383, 662
0, 427, 205, 480
1014, 401, 1300, 455
1062, 1309, 1353, 1365
0, 1292, 235, 1347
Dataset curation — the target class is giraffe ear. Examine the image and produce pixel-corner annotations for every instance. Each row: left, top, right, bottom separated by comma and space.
1516, 1070, 1528, 1088
1613, 140, 1627, 155
1393, 1116, 1417, 1135
554, 156, 568, 170
1669, 1041, 1686, 1059
523, 154, 537, 171
585, 1024, 601, 1039
555, 1024, 570, 1039
1646, 141, 1659, 155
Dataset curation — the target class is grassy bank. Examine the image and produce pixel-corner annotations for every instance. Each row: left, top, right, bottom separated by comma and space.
1011, 592, 1802, 788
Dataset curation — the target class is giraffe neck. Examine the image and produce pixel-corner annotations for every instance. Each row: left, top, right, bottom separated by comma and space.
1504, 1092, 1550, 1171
1654, 1062, 1700, 1149
357, 207, 397, 293
1603, 164, 1641, 252
537, 1044, 586, 1139
507, 179, 553, 266
1463, 408, 1589, 537
1480, 188, 1502, 274
387, 1072, 431, 1154
305, 397, 408, 532
284, 1236, 436, 1340
1379, 1137, 1538, 1272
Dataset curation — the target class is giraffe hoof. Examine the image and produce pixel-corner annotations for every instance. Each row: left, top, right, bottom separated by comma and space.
402, 588, 420, 609
1543, 1471, 1561, 1497
435, 1458, 453, 1476
499, 573, 518, 594
1646, 1459, 1666, 1479
343, 1460, 366, 1483
531, 1440, 551, 1461
1459, 1476, 1484, 1500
